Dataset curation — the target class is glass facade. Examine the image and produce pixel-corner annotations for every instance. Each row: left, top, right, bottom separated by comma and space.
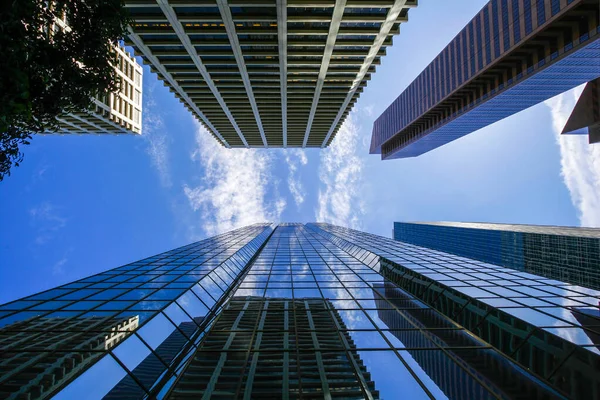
169, 297, 379, 398
1, 223, 599, 398
394, 221, 600, 290
0, 224, 273, 399
314, 223, 600, 399
370, 0, 600, 159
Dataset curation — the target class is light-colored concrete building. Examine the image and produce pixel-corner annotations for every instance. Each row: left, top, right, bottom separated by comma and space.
41, 9, 143, 135
46, 45, 143, 135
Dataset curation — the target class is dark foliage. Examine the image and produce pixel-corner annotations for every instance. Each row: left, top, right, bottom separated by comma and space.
0, 0, 130, 181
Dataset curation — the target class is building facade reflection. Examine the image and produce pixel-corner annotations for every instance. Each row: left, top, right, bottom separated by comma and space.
0, 315, 138, 400
374, 282, 554, 399
169, 297, 379, 399
105, 318, 204, 399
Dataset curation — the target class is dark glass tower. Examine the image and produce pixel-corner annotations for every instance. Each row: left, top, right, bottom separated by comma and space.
393, 221, 600, 290
370, 0, 600, 160
561, 76, 600, 144
1, 223, 598, 399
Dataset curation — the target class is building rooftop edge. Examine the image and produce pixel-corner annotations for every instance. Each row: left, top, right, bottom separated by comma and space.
395, 221, 600, 238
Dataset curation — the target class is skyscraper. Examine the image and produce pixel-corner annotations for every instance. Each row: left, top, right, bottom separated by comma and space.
1, 223, 598, 399
370, 0, 600, 160
561, 76, 600, 144
393, 221, 600, 290
40, 12, 143, 135
124, 1, 416, 148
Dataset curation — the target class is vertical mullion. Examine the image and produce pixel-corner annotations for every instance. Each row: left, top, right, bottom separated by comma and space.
202, 301, 249, 399
305, 300, 332, 400
242, 300, 269, 399
283, 301, 290, 400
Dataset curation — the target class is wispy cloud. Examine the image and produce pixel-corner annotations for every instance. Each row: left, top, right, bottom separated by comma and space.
25, 163, 51, 192
52, 256, 68, 275
29, 202, 67, 245
362, 104, 375, 118
143, 83, 172, 188
316, 114, 366, 229
285, 149, 308, 208
36, 165, 49, 180
183, 124, 286, 237
545, 85, 600, 227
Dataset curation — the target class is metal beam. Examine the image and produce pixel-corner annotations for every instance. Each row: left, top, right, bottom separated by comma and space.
128, 29, 230, 146
126, 0, 405, 5
302, 0, 346, 147
243, 300, 269, 400
216, 0, 268, 147
132, 25, 391, 36
129, 14, 403, 24
155, 0, 248, 147
277, 0, 288, 147
56, 117, 91, 133
305, 301, 331, 399
68, 113, 106, 132
202, 302, 249, 400
89, 107, 133, 133
321, 0, 406, 147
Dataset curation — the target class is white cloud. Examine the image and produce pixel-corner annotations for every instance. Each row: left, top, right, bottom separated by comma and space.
183, 124, 286, 237
285, 149, 308, 207
545, 85, 600, 227
29, 202, 67, 245
143, 83, 172, 188
362, 104, 375, 118
52, 256, 68, 275
36, 165, 49, 180
316, 114, 366, 229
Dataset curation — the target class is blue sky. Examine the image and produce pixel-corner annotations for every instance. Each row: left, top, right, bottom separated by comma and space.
1, 1, 599, 304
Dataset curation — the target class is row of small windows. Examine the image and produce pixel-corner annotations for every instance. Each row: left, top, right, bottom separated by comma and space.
373, 0, 571, 147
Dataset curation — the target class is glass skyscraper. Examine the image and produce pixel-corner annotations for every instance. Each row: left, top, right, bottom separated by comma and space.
1, 223, 598, 399
393, 221, 600, 290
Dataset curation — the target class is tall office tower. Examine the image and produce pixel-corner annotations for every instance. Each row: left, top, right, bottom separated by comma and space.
40, 12, 144, 135
370, 0, 600, 160
123, 1, 416, 148
393, 221, 600, 290
562, 76, 600, 144
1, 223, 598, 399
